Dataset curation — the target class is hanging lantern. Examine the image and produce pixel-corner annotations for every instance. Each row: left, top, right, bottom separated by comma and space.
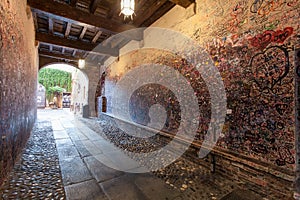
120, 0, 135, 19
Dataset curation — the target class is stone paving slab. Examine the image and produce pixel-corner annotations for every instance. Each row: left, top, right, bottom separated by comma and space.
80, 140, 103, 156
55, 138, 74, 148
57, 145, 81, 160
60, 157, 93, 186
92, 139, 120, 154
94, 154, 120, 170
53, 130, 70, 140
65, 179, 108, 200
60, 120, 75, 129
100, 174, 150, 200
52, 120, 65, 131
84, 156, 124, 183
134, 174, 181, 200
76, 125, 104, 141
66, 128, 88, 141
103, 150, 143, 171
73, 140, 93, 158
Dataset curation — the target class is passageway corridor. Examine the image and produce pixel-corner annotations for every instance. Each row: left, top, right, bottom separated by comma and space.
0, 110, 262, 200
1, 0, 300, 199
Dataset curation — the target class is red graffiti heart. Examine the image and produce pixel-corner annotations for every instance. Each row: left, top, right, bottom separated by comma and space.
250, 46, 289, 91
249, 27, 293, 50
249, 31, 273, 50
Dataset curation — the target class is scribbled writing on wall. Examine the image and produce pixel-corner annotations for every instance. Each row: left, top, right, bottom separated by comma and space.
103, 0, 299, 169
250, 45, 290, 91
129, 83, 181, 132
250, 0, 298, 16
248, 27, 294, 49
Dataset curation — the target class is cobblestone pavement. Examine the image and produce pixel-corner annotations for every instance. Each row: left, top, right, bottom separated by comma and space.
0, 109, 264, 200
0, 119, 65, 199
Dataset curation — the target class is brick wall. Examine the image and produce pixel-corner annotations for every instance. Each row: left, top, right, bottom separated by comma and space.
0, 0, 37, 185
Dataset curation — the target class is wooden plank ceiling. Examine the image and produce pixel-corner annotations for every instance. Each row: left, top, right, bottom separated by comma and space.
27, 0, 195, 68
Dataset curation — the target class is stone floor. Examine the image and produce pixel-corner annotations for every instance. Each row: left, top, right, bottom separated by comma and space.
0, 109, 264, 200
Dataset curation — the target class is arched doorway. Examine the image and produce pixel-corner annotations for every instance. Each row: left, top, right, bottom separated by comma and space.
38, 63, 89, 115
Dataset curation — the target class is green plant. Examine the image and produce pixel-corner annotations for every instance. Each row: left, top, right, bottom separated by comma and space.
38, 68, 72, 102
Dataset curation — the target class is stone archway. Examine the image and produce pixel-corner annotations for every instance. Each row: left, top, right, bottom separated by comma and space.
39, 61, 100, 117
39, 62, 95, 116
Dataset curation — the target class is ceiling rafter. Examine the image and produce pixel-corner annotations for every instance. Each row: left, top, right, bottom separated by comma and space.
133, 0, 169, 26
92, 30, 103, 43
28, 0, 136, 33
79, 26, 88, 40
65, 22, 72, 38
141, 1, 175, 27
48, 17, 54, 34
39, 51, 79, 61
33, 12, 38, 30
29, 0, 185, 68
36, 32, 119, 56
90, 0, 102, 14
72, 49, 77, 57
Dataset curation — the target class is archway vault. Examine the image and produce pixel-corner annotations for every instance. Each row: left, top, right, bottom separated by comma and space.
39, 55, 79, 70
39, 60, 100, 117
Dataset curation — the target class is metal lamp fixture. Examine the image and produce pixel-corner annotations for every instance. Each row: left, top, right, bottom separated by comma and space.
120, 0, 135, 19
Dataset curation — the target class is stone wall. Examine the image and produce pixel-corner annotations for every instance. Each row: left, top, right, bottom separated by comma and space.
71, 66, 100, 117
71, 69, 89, 115
0, 0, 37, 185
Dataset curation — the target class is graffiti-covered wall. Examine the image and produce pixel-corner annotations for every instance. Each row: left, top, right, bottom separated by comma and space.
102, 0, 299, 198
0, 0, 37, 185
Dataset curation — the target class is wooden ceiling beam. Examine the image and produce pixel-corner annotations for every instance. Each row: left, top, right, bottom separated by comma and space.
90, 0, 102, 14
134, 0, 168, 26
92, 30, 102, 43
28, 0, 136, 33
168, 0, 195, 8
106, 0, 123, 19
72, 49, 77, 57
33, 12, 38, 30
65, 22, 72, 37
36, 32, 119, 56
141, 1, 175, 27
79, 26, 88, 40
49, 18, 54, 34
32, 8, 115, 35
39, 51, 79, 61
